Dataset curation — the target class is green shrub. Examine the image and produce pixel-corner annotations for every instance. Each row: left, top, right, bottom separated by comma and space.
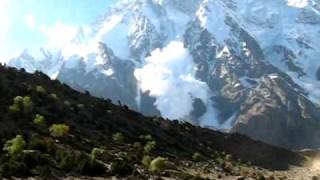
112, 132, 125, 142
22, 96, 33, 113
139, 134, 153, 141
0, 160, 27, 178
33, 114, 46, 126
144, 141, 156, 153
142, 155, 152, 167
28, 136, 56, 153
110, 159, 133, 175
36, 85, 46, 94
56, 149, 105, 175
225, 154, 232, 161
50, 93, 58, 100
8, 104, 20, 113
91, 148, 105, 160
8, 96, 23, 113
13, 96, 23, 104
192, 152, 204, 162
133, 142, 142, 150
77, 104, 85, 108
149, 156, 167, 172
64, 101, 71, 106
49, 124, 70, 138
3, 135, 26, 155
8, 96, 33, 114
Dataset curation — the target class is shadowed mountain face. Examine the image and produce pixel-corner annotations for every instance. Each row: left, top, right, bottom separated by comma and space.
0, 65, 306, 179
7, 0, 320, 149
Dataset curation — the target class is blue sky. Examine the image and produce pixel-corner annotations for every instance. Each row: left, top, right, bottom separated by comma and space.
0, 0, 116, 62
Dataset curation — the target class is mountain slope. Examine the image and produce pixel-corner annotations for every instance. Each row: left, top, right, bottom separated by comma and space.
7, 0, 320, 149
1, 64, 316, 179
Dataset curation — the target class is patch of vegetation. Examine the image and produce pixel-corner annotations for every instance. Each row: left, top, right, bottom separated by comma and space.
192, 152, 204, 162
9, 96, 34, 114
142, 155, 152, 167
33, 114, 46, 126
50, 93, 58, 101
144, 141, 156, 154
3, 135, 26, 155
49, 124, 70, 138
112, 132, 125, 142
149, 156, 167, 173
36, 85, 46, 94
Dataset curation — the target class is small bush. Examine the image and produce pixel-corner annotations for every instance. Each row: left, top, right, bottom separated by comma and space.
49, 124, 70, 138
8, 104, 20, 113
13, 96, 23, 104
50, 93, 58, 100
28, 136, 56, 153
142, 155, 152, 167
22, 96, 33, 113
33, 114, 46, 126
77, 104, 85, 108
144, 141, 156, 153
0, 160, 27, 178
192, 152, 204, 162
91, 148, 105, 160
8, 96, 33, 114
110, 159, 133, 175
36, 85, 46, 94
112, 132, 125, 142
64, 101, 71, 106
139, 134, 153, 141
133, 142, 142, 150
56, 149, 105, 175
3, 135, 26, 155
225, 154, 232, 161
149, 156, 167, 173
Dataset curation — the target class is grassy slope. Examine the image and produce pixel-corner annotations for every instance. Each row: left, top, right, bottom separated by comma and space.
0, 65, 306, 179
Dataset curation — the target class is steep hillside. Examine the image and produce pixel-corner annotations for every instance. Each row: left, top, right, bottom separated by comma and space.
0, 65, 315, 179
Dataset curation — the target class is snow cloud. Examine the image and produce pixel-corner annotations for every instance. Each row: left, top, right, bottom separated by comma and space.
134, 41, 210, 120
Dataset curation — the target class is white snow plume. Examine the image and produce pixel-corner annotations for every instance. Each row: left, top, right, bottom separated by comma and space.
134, 41, 210, 120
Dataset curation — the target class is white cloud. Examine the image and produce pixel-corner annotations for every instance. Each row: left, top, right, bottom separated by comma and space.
25, 14, 36, 29
40, 22, 79, 48
286, 0, 308, 8
134, 41, 211, 120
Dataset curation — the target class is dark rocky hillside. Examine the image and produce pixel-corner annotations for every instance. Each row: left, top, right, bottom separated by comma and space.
0, 65, 317, 179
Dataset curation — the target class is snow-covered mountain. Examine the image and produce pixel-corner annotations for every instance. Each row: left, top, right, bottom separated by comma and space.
8, 0, 320, 149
